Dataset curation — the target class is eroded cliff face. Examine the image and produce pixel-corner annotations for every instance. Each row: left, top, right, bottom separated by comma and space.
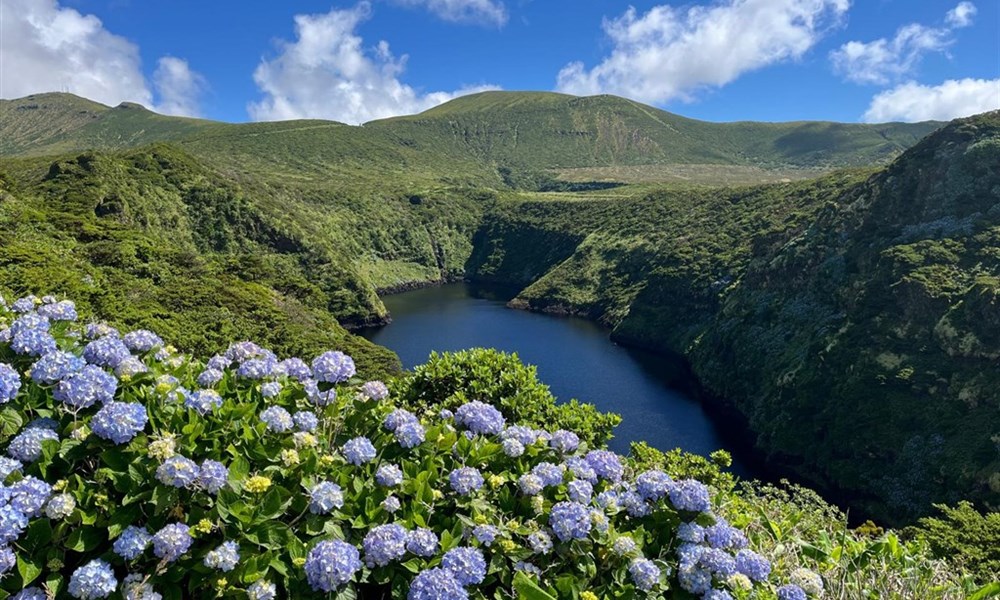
466, 112, 1000, 523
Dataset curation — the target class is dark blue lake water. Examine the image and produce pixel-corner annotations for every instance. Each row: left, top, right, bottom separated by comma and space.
361, 283, 754, 478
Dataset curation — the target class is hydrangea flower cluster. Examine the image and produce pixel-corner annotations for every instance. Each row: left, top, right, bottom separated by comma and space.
0, 293, 801, 600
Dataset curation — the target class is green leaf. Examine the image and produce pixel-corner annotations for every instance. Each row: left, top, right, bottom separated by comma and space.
16, 555, 43, 586
64, 526, 103, 552
969, 583, 1000, 600
513, 572, 557, 600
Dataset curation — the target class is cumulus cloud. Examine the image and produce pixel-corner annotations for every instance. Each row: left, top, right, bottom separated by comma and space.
831, 3, 975, 85
555, 0, 849, 105
392, 0, 507, 26
248, 3, 498, 124
0, 0, 204, 116
153, 57, 207, 117
945, 1, 977, 27
863, 78, 999, 122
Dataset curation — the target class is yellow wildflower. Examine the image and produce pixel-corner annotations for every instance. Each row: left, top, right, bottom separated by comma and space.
245, 475, 272, 494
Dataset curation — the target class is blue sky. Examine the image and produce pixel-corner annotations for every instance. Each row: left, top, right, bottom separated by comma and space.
2, 0, 997, 124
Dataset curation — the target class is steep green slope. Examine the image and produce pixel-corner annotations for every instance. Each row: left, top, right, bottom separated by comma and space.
467, 112, 1000, 524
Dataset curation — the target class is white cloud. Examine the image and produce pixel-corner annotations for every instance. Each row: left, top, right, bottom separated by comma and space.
392, 0, 507, 26
0, 0, 204, 116
831, 3, 975, 85
555, 0, 849, 105
248, 3, 498, 124
946, 1, 977, 27
863, 78, 999, 122
153, 57, 206, 117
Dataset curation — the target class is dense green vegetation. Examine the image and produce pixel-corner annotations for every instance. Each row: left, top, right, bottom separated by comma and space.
0, 90, 996, 564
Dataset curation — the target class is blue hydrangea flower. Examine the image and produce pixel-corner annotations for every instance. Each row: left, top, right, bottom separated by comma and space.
196, 368, 224, 387
406, 528, 439, 557
568, 479, 593, 504
502, 438, 524, 457
11, 588, 47, 600
584, 450, 624, 482
704, 591, 735, 600
449, 467, 484, 495
278, 357, 311, 381
185, 389, 222, 415
10, 314, 48, 337
531, 462, 565, 487
305, 540, 362, 592
11, 328, 57, 357
383, 409, 417, 432
259, 406, 293, 432
363, 523, 408, 567
549, 501, 592, 542
518, 473, 544, 496
123, 330, 163, 353
7, 427, 58, 462
595, 490, 619, 510
382, 496, 401, 513
514, 561, 542, 575
678, 567, 712, 595
735, 549, 771, 582
0, 504, 28, 544
236, 356, 275, 380
408, 568, 468, 600
621, 490, 652, 518
502, 425, 538, 446
454, 401, 505, 436
700, 548, 737, 577
30, 351, 85, 385
156, 455, 200, 488
10, 296, 37, 314
54, 365, 118, 408
206, 355, 231, 371
45, 492, 76, 519
527, 531, 553, 554
225, 341, 265, 364
0, 545, 14, 574
472, 524, 498, 546
442, 546, 486, 586
37, 300, 77, 321
677, 522, 705, 543
204, 541, 240, 572
312, 351, 356, 383
308, 481, 344, 514
360, 380, 389, 400
342, 437, 376, 465
114, 357, 148, 378
68, 559, 118, 599
91, 401, 147, 444
612, 536, 638, 556
260, 382, 282, 398
247, 580, 277, 600
705, 518, 748, 550
669, 479, 711, 513
113, 526, 152, 560
84, 323, 119, 340
83, 336, 130, 368
376, 464, 403, 487
635, 470, 673, 501
565, 457, 597, 483
304, 380, 336, 406
676, 543, 704, 570
0, 457, 22, 481
438, 408, 454, 420
777, 585, 808, 600
197, 459, 229, 494
0, 364, 22, 403
629, 558, 660, 591
395, 420, 425, 449
549, 430, 580, 453
151, 523, 192, 562
293, 411, 318, 432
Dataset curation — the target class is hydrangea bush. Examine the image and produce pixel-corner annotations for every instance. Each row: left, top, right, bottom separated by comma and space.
0, 294, 827, 599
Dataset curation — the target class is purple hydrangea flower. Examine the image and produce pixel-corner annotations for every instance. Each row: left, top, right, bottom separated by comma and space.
442, 546, 486, 586
406, 528, 439, 557
700, 548, 737, 577
68, 559, 118, 599
449, 467, 484, 495
408, 568, 468, 600
455, 401, 505, 436
10, 296, 37, 313
312, 351, 356, 383
735, 549, 771, 582
343, 437, 376, 465
152, 523, 192, 562
306, 540, 363, 592
113, 526, 151, 560
550, 501, 592, 541
308, 481, 344, 514
91, 401, 147, 444
363, 524, 408, 567
704, 518, 748, 550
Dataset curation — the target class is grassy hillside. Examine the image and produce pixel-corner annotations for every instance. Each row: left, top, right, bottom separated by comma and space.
466, 112, 1000, 524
